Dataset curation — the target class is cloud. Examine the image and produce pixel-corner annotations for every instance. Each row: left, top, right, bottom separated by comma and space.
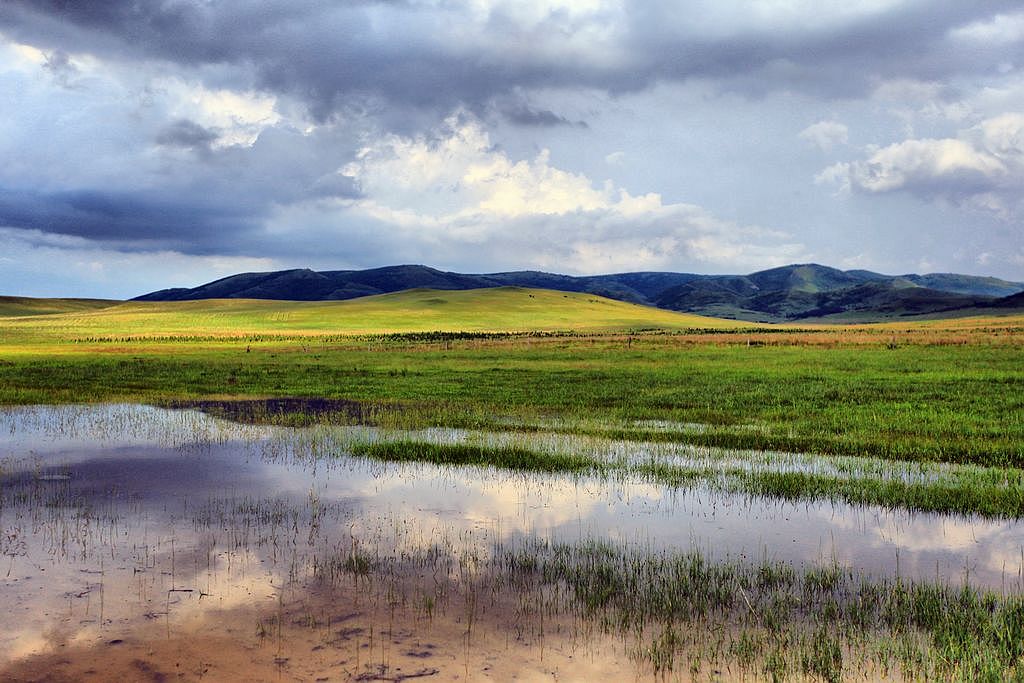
821, 113, 1024, 215
154, 77, 283, 148
0, 41, 362, 255
2, 1, 1021, 120
813, 162, 852, 195
342, 115, 609, 220
799, 120, 849, 151
0, 227, 277, 298
496, 99, 587, 128
0, 188, 259, 251
949, 9, 1024, 45
332, 114, 805, 273
40, 48, 77, 85
850, 138, 1004, 194
2, 3, 1023, 292
155, 119, 219, 151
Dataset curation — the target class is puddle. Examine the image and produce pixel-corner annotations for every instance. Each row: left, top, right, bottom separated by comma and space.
1, 403, 1022, 678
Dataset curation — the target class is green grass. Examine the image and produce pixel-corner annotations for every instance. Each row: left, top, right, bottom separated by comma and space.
0, 296, 119, 318
3, 341, 1018, 466
3, 289, 1022, 682
0, 289, 1021, 468
349, 440, 600, 474
311, 510, 1024, 680
0, 287, 739, 345
495, 539, 1024, 680
344, 437, 1024, 518
653, 462, 1024, 519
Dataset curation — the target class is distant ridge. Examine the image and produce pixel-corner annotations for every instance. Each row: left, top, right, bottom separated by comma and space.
135, 263, 1024, 323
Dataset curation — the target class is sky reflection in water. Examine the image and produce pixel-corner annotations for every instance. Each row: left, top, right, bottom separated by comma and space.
0, 403, 1021, 662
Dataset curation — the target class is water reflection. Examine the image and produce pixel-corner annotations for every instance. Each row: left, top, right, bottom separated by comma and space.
1, 403, 1023, 667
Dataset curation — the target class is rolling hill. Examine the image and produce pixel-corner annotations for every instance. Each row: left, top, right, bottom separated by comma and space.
0, 287, 742, 344
135, 263, 1024, 322
0, 296, 120, 317
134, 265, 703, 306
992, 291, 1024, 308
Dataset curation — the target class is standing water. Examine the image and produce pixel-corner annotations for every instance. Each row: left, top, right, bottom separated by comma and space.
1, 404, 1021, 680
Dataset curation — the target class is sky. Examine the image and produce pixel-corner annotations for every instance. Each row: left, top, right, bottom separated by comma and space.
1, 1, 1023, 298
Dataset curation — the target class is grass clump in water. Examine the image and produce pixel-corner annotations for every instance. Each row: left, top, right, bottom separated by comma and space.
343, 437, 1024, 520
730, 468, 1024, 519
493, 539, 1024, 680
349, 440, 605, 476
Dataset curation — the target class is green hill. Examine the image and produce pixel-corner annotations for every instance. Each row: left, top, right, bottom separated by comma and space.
0, 287, 742, 345
746, 263, 864, 293
133, 263, 1024, 323
0, 296, 120, 317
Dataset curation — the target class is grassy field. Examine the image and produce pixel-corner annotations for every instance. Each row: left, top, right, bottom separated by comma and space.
0, 287, 739, 347
2, 289, 1023, 680
0, 295, 119, 317
0, 288, 1021, 467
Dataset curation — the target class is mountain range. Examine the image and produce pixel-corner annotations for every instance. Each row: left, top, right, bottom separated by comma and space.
135, 263, 1024, 323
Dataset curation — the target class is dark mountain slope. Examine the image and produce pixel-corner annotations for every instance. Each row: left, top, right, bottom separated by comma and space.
900, 273, 1024, 297
747, 263, 865, 293
136, 266, 498, 302
135, 263, 1024, 323
797, 283, 993, 319
985, 291, 1024, 309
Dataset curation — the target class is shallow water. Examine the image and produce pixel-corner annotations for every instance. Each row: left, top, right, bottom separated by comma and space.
1, 403, 1022, 673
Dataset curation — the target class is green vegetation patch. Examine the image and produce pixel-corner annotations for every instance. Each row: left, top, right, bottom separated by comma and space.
345, 437, 1024, 519
0, 292, 1021, 470
0, 296, 119, 318
349, 440, 601, 475
0, 287, 739, 341
0, 340, 1021, 467
497, 539, 1024, 680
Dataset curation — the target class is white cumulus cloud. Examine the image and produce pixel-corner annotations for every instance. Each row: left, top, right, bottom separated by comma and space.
798, 120, 849, 151
818, 113, 1024, 217
949, 10, 1024, 45
333, 113, 805, 273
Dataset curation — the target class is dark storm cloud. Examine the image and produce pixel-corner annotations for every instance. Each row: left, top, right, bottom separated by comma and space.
41, 48, 76, 83
2, 1, 1020, 119
0, 112, 364, 255
2, 0, 1024, 295
624, 0, 1023, 98
498, 100, 587, 128
0, 187, 258, 253
155, 119, 219, 151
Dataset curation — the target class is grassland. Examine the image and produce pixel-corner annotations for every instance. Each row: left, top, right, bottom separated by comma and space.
0, 295, 119, 317
1, 286, 1022, 683
0, 288, 1021, 471
0, 287, 739, 346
